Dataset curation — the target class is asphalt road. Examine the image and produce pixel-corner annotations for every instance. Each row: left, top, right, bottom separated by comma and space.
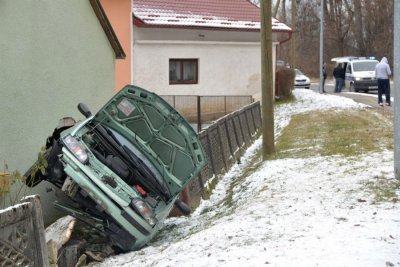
309, 79, 393, 111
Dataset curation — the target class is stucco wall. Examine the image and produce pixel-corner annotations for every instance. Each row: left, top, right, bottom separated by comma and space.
0, 0, 116, 172
100, 0, 132, 91
132, 27, 276, 97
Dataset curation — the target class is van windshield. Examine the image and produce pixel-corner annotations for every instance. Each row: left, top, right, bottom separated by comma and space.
353, 61, 378, 72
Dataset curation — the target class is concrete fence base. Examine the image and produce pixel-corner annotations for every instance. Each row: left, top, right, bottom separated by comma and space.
0, 195, 49, 267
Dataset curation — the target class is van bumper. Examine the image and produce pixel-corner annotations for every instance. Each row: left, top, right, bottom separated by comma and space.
353, 80, 378, 91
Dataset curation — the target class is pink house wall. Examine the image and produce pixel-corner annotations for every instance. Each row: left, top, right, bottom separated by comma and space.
100, 0, 131, 91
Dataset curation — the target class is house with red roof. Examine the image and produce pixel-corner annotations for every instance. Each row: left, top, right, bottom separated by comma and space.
102, 0, 292, 97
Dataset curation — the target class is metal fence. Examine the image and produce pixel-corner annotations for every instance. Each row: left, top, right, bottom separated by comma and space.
161, 95, 254, 132
0, 195, 49, 267
185, 101, 261, 205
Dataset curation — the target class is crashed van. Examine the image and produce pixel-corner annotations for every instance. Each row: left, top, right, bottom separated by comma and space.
25, 85, 206, 251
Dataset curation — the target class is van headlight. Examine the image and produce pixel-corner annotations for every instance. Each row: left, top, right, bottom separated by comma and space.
63, 135, 89, 164
355, 77, 361, 81
131, 198, 158, 226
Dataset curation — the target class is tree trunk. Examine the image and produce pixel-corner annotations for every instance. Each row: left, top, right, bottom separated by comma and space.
353, 0, 365, 54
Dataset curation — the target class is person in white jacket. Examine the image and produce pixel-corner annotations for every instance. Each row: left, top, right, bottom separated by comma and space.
375, 56, 392, 106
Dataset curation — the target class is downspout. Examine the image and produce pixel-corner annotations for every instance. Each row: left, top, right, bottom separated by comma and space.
278, 31, 293, 45
275, 31, 292, 63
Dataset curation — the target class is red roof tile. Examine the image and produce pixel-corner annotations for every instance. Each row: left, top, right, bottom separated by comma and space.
133, 0, 291, 32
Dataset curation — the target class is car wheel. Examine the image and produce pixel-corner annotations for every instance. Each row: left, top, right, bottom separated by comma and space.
363, 90, 368, 93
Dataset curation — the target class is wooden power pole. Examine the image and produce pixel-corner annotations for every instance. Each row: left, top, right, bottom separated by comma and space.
260, 0, 275, 160
290, 0, 296, 68
394, 0, 400, 180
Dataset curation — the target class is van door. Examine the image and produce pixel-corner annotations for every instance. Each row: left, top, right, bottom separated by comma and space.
345, 63, 352, 90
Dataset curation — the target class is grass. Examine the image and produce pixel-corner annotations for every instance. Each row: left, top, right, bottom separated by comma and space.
365, 175, 400, 204
0, 151, 48, 209
273, 108, 393, 159
272, 106, 398, 203
199, 106, 396, 214
164, 100, 398, 241
275, 93, 296, 105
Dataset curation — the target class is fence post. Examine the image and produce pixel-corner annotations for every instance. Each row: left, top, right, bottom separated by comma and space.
22, 195, 49, 267
238, 111, 248, 146
224, 96, 227, 115
197, 96, 202, 133
217, 124, 228, 171
205, 132, 216, 176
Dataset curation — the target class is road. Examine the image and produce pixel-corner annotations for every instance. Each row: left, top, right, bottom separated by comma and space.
309, 79, 394, 111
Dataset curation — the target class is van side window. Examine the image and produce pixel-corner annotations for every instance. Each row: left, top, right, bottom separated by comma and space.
346, 64, 352, 73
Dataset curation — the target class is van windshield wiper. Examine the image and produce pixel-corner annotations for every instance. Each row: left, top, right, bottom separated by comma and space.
121, 145, 171, 200
91, 123, 171, 201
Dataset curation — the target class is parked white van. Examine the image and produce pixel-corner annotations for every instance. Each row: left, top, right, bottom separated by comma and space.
331, 57, 379, 93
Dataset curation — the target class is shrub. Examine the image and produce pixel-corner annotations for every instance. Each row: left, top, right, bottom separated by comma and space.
275, 67, 295, 99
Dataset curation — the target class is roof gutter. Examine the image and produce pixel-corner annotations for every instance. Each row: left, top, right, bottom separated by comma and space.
278, 31, 293, 45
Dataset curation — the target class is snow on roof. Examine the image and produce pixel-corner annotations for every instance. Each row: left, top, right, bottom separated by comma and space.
133, 0, 292, 32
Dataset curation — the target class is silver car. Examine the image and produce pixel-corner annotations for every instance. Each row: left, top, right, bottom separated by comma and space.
294, 69, 311, 89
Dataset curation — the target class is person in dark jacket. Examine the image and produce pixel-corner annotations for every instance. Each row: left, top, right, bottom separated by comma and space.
340, 64, 346, 92
322, 62, 327, 93
333, 63, 344, 93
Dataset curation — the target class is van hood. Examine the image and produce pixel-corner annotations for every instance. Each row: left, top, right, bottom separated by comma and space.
92, 85, 206, 197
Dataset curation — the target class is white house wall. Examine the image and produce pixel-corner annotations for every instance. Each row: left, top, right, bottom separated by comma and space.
132, 27, 277, 97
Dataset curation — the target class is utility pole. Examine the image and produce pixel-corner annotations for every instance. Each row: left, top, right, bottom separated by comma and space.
394, 0, 400, 180
290, 0, 296, 68
260, 0, 275, 159
319, 0, 324, 94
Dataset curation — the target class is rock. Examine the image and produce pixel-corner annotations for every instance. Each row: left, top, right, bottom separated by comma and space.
47, 240, 58, 267
75, 254, 87, 267
46, 215, 77, 251
58, 241, 85, 267
86, 250, 106, 262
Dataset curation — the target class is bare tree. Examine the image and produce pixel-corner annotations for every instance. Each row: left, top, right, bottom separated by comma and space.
353, 0, 366, 55
248, 0, 394, 77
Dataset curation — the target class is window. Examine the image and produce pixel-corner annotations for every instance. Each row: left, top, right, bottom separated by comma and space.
353, 61, 377, 72
169, 59, 198, 84
346, 64, 352, 73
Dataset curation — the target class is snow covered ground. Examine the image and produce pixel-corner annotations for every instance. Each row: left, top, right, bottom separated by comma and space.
96, 89, 400, 267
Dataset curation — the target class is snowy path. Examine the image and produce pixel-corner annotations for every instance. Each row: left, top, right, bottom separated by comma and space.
96, 90, 400, 267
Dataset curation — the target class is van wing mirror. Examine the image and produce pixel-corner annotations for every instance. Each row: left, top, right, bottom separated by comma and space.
78, 103, 92, 118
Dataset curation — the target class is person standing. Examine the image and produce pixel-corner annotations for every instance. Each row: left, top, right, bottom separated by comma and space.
333, 63, 343, 93
339, 63, 346, 92
375, 56, 392, 106
322, 62, 327, 93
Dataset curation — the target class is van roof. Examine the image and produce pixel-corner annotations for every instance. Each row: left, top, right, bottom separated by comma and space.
331, 56, 377, 63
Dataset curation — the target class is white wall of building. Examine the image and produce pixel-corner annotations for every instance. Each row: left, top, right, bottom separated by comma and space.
132, 27, 277, 97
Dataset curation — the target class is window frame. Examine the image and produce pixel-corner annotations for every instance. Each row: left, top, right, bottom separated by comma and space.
169, 58, 198, 85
